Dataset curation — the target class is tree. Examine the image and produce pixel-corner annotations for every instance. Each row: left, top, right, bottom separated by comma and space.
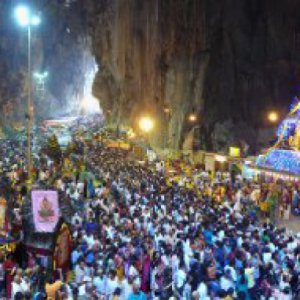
43, 134, 62, 163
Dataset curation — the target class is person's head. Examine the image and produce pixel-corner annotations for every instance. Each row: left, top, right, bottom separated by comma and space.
16, 268, 23, 277
46, 274, 55, 285
192, 291, 200, 300
109, 269, 116, 279
33, 292, 46, 300
113, 287, 122, 296
14, 292, 25, 300
132, 277, 141, 293
14, 275, 21, 284
79, 259, 85, 268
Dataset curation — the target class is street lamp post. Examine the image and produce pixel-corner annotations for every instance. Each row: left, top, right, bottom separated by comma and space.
15, 6, 41, 179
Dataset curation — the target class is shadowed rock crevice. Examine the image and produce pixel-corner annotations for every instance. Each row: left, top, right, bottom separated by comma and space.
84, 0, 300, 150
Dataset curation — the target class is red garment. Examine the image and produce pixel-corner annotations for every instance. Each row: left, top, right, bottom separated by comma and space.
3, 259, 15, 299
141, 255, 151, 293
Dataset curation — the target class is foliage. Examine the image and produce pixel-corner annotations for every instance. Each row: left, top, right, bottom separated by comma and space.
64, 142, 76, 157
42, 134, 62, 163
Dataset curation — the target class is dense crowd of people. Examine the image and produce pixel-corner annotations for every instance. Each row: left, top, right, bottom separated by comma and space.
0, 132, 299, 299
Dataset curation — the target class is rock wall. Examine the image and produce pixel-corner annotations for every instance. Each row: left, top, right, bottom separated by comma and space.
204, 0, 300, 151
86, 0, 207, 148
2, 0, 300, 150
84, 0, 300, 150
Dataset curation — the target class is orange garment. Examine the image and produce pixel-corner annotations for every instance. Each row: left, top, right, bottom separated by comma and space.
45, 280, 62, 300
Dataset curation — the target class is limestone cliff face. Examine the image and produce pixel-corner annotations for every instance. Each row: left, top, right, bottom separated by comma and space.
1, 0, 300, 150
85, 0, 300, 150
86, 0, 207, 148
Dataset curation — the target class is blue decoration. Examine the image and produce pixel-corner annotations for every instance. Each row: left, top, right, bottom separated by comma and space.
256, 98, 300, 176
276, 117, 298, 138
256, 149, 300, 175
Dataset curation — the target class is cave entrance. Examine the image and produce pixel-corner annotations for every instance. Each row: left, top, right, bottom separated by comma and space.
78, 55, 101, 115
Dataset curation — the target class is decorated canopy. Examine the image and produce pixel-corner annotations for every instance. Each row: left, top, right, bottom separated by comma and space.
256, 100, 300, 176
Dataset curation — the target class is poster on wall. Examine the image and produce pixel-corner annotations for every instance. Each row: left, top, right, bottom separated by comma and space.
32, 190, 59, 232
53, 223, 72, 271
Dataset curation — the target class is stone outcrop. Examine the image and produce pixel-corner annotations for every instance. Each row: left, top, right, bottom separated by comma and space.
86, 0, 207, 148
84, 0, 300, 150
2, 0, 300, 150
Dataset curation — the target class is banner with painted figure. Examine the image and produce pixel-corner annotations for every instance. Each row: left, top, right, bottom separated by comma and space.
53, 223, 72, 271
32, 190, 59, 232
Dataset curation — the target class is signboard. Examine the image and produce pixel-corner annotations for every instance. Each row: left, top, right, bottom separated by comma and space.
53, 223, 72, 271
32, 190, 59, 232
229, 147, 241, 157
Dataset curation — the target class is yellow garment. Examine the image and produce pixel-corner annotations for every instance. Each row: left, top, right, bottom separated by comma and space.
45, 280, 62, 300
116, 266, 124, 281
166, 179, 172, 187
186, 182, 194, 190
260, 201, 269, 212
220, 186, 225, 197
173, 176, 180, 183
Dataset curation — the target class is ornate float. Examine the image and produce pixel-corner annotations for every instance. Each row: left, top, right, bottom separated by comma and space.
255, 100, 300, 180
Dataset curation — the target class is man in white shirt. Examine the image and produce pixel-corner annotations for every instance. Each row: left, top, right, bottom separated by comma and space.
175, 263, 187, 296
78, 276, 92, 299
12, 275, 27, 299
106, 270, 119, 298
93, 270, 106, 295
220, 270, 234, 291
75, 260, 88, 284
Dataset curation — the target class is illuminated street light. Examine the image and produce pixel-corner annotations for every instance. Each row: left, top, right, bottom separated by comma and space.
268, 111, 279, 123
15, 5, 41, 179
139, 116, 154, 133
15, 6, 30, 27
34, 71, 48, 81
31, 15, 41, 26
188, 113, 197, 123
15, 5, 41, 26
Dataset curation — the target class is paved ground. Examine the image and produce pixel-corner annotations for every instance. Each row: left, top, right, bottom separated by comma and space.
277, 214, 300, 234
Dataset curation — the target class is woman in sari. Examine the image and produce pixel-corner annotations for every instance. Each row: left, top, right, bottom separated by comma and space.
141, 251, 151, 294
